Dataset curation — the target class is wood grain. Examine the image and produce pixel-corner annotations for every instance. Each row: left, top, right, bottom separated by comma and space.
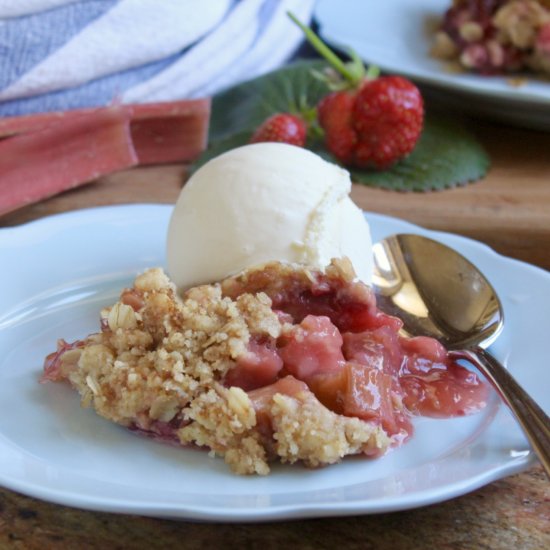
350, 120, 550, 270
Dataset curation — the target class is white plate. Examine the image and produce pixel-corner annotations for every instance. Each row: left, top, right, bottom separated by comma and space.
1, 205, 548, 521
314, 0, 550, 130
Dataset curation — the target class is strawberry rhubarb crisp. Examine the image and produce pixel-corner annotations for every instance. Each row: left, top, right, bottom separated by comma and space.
432, 0, 550, 75
42, 259, 488, 475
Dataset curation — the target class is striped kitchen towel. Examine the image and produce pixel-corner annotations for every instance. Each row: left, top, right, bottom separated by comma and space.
0, 0, 315, 116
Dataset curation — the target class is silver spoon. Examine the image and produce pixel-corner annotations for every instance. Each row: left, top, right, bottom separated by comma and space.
372, 233, 550, 476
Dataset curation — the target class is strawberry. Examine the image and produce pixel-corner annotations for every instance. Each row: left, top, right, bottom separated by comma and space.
352, 76, 424, 169
317, 91, 356, 165
289, 14, 424, 169
250, 113, 307, 147
318, 78, 423, 169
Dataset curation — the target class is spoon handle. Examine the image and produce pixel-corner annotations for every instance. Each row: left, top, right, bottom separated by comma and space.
450, 347, 550, 478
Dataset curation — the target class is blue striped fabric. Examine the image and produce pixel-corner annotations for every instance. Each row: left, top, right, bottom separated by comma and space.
0, 53, 178, 116
0, 0, 315, 117
0, 1, 117, 90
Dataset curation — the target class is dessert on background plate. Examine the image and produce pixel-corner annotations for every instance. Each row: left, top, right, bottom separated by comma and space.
42, 143, 489, 475
432, 0, 550, 75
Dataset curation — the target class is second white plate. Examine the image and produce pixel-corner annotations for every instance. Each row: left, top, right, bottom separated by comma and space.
314, 0, 550, 130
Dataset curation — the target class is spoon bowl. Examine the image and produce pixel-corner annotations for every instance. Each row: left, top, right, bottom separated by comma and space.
372, 233, 550, 477
372, 233, 503, 349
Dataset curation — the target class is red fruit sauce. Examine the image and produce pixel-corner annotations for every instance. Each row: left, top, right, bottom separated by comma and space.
223, 267, 489, 445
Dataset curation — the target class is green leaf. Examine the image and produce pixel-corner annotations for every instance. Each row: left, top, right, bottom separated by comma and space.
203, 60, 490, 192
313, 117, 490, 192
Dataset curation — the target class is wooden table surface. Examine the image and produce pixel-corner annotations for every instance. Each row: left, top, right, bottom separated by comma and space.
1, 118, 549, 549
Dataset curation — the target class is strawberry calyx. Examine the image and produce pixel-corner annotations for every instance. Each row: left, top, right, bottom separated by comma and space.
288, 12, 380, 91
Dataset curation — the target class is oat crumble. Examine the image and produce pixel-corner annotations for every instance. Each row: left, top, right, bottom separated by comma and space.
43, 263, 390, 475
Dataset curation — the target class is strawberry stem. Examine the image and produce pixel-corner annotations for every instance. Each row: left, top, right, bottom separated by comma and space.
287, 12, 358, 85
365, 64, 380, 80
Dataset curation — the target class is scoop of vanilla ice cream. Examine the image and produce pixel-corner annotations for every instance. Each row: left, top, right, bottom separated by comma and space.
166, 142, 373, 289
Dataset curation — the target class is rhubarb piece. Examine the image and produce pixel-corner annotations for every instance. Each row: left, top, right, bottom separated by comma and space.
224, 339, 284, 391
278, 315, 346, 379
0, 99, 211, 216
0, 99, 211, 164
0, 108, 138, 217
0, 111, 71, 138
127, 100, 210, 165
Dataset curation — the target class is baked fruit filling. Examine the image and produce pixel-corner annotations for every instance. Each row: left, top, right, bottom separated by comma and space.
432, 0, 550, 75
42, 259, 488, 475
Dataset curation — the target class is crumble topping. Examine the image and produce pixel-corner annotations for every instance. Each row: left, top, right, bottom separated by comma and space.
432, 0, 550, 76
269, 392, 389, 467
44, 262, 390, 475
